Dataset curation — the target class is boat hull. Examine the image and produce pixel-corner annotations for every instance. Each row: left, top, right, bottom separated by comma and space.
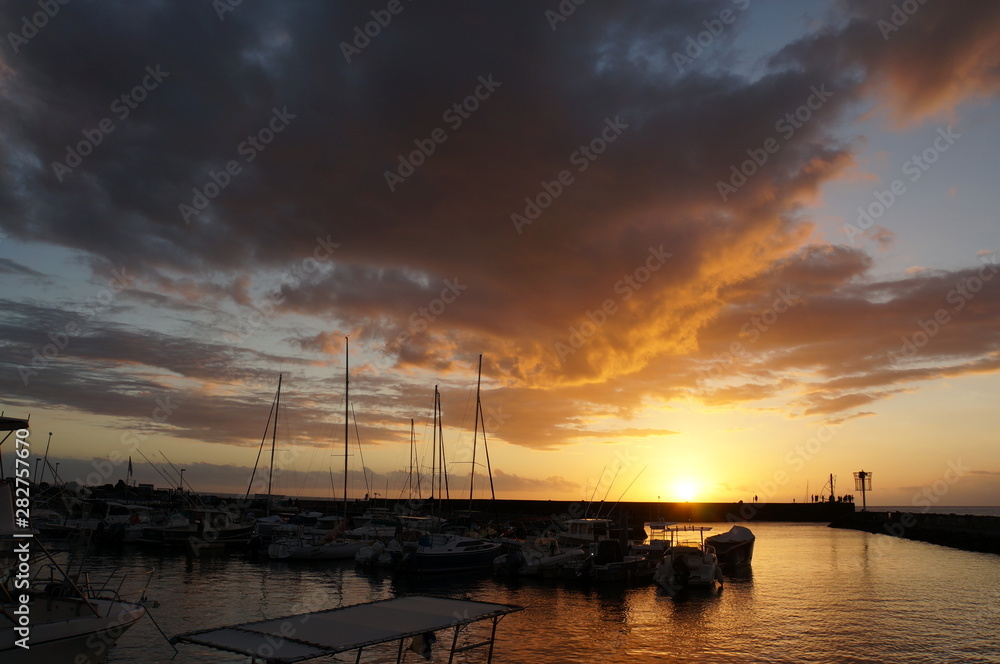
403, 536, 502, 573
0, 596, 145, 664
708, 538, 755, 568
268, 539, 366, 560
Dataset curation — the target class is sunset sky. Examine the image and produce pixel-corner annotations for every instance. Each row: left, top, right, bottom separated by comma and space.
2, 1, 998, 507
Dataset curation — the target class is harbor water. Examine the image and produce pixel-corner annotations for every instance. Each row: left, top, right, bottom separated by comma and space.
84, 522, 999, 663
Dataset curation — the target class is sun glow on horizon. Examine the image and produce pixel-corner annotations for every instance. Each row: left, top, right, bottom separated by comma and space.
671, 479, 699, 502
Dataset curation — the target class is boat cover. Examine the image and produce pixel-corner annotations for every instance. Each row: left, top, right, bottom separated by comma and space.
706, 525, 755, 542
172, 595, 522, 663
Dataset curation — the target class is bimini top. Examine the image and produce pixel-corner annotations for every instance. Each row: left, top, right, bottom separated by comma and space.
0, 415, 29, 431
172, 595, 523, 663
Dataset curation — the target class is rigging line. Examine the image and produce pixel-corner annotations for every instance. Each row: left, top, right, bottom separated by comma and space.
267, 372, 282, 516
350, 401, 371, 497
594, 464, 621, 518
245, 380, 279, 503
478, 399, 500, 527
160, 449, 204, 508
583, 464, 607, 518
607, 466, 647, 517
440, 388, 449, 500
134, 448, 178, 491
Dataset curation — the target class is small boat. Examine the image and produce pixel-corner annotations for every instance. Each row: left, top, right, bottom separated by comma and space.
565, 539, 658, 584
557, 517, 615, 547
705, 525, 755, 568
267, 534, 368, 560
493, 537, 586, 577
400, 533, 502, 573
653, 525, 724, 596
354, 538, 407, 568
135, 508, 255, 550
631, 521, 679, 557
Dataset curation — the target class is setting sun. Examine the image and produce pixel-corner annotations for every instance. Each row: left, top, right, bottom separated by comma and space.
672, 479, 699, 503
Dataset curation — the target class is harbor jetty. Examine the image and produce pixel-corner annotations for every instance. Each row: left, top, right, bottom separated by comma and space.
290, 498, 854, 526
829, 511, 1000, 555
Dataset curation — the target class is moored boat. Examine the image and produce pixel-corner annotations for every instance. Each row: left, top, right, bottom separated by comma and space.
705, 524, 755, 568
267, 534, 368, 560
653, 525, 724, 596
135, 508, 254, 550
400, 533, 502, 573
493, 537, 586, 577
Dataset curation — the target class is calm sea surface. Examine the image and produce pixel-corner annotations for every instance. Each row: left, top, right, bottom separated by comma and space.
75, 521, 1000, 664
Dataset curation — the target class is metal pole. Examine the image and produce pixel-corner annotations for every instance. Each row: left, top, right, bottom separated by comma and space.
486, 616, 501, 663
447, 626, 461, 664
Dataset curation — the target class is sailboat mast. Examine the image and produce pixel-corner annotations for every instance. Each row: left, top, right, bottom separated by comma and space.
468, 354, 482, 516
409, 418, 415, 501
344, 337, 349, 523
267, 372, 282, 517
430, 386, 437, 502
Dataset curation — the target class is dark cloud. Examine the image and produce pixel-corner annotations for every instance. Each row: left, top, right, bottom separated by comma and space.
1, 1, 999, 458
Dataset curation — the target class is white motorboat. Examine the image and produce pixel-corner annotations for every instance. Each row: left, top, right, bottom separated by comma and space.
653, 525, 724, 596
267, 532, 368, 560
354, 538, 407, 567
631, 521, 679, 556
400, 533, 502, 573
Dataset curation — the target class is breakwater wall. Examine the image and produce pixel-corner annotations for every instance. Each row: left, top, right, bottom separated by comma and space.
829, 511, 1000, 555
291, 497, 854, 524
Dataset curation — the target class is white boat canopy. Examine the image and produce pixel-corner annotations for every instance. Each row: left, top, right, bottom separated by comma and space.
172, 595, 523, 664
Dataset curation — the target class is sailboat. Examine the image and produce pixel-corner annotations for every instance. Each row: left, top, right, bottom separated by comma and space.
400, 355, 502, 573
268, 338, 371, 561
